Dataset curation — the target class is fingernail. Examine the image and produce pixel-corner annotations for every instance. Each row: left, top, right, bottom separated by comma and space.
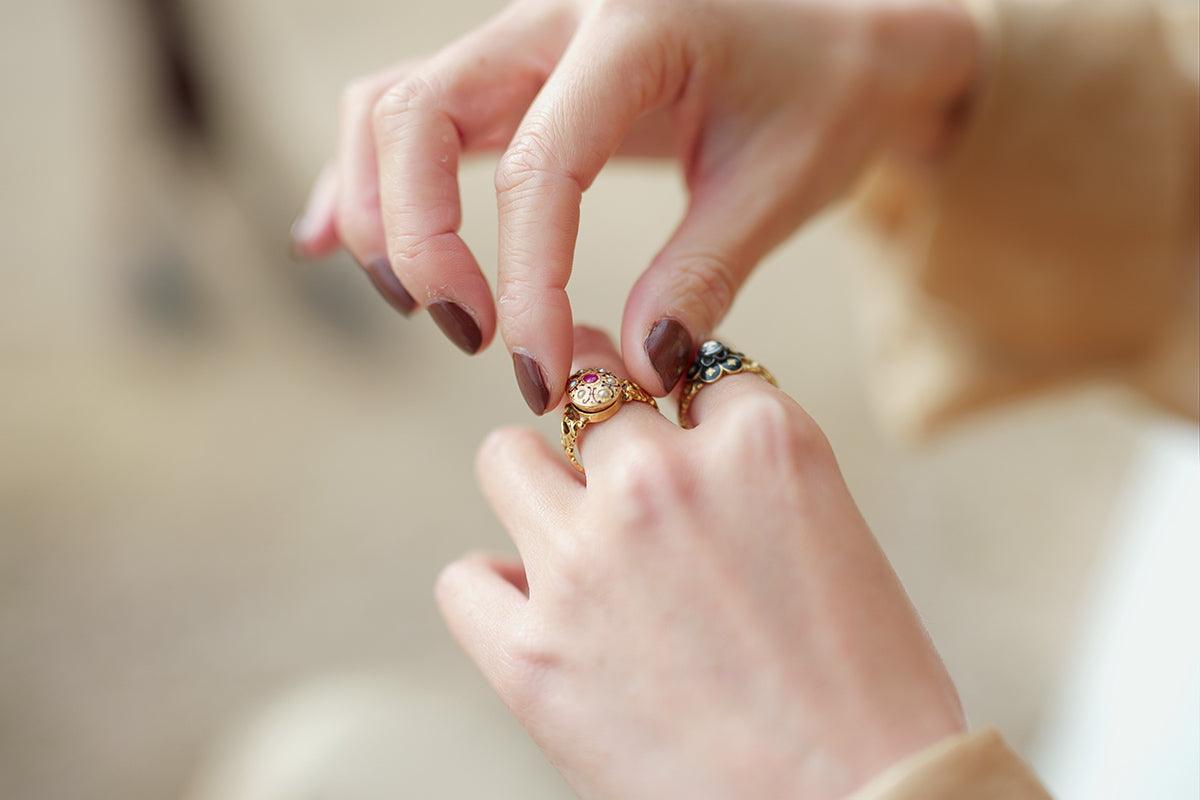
512, 351, 550, 415
644, 318, 692, 393
363, 258, 418, 316
428, 300, 483, 354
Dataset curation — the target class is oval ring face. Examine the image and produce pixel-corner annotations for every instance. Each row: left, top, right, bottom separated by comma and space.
567, 368, 621, 413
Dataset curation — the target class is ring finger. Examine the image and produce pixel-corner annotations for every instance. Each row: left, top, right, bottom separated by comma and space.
678, 340, 784, 429
565, 325, 678, 477
335, 64, 419, 313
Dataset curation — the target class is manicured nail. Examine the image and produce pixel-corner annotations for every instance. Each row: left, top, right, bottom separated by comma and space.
363, 257, 417, 316
428, 300, 483, 354
644, 318, 692, 393
512, 351, 550, 415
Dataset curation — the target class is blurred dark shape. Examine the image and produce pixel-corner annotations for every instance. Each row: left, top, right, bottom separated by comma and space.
292, 257, 384, 342
138, 0, 209, 142
129, 0, 385, 345
130, 249, 214, 339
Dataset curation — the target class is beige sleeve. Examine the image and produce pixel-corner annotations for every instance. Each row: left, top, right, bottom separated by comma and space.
851, 729, 1051, 800
855, 0, 1198, 435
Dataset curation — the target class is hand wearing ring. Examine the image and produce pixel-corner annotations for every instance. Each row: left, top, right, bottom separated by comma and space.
440, 324, 965, 800
561, 368, 658, 474
678, 339, 777, 429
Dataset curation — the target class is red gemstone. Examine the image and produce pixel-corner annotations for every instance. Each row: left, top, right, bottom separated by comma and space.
583, 372, 598, 383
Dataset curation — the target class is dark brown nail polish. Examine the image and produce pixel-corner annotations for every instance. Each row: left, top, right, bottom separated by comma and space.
644, 318, 692, 394
512, 351, 550, 415
428, 300, 483, 354
363, 258, 417, 316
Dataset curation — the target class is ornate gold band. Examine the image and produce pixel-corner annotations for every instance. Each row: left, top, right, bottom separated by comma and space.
561, 368, 657, 474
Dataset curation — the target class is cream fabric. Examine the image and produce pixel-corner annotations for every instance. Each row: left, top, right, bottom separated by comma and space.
857, 0, 1198, 436
852, 729, 1051, 799
851, 0, 1197, 794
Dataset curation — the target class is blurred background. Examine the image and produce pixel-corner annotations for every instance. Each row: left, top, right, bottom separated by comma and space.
0, 1, 1195, 799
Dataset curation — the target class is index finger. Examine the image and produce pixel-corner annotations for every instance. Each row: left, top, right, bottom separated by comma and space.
496, 11, 687, 414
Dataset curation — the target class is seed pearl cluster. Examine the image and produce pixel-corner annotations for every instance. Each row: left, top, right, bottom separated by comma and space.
568, 368, 620, 410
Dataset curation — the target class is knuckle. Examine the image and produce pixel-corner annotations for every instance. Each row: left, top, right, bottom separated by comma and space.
494, 125, 563, 196
476, 426, 540, 475
547, 535, 598, 591
497, 280, 568, 331
390, 231, 439, 266
493, 622, 559, 718
591, 1, 683, 104
599, 438, 688, 524
721, 393, 830, 470
433, 552, 484, 607
372, 75, 437, 132
745, 392, 798, 434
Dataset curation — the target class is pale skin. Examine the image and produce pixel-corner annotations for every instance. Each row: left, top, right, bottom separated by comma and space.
293, 1, 982, 794
441, 326, 966, 799
292, 0, 981, 411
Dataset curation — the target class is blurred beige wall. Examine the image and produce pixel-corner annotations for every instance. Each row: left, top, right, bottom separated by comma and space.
0, 1, 1163, 799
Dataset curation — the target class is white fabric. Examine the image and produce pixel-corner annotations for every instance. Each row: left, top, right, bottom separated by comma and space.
1032, 419, 1200, 798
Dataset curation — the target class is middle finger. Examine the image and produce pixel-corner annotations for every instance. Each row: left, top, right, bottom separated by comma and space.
373, 19, 566, 353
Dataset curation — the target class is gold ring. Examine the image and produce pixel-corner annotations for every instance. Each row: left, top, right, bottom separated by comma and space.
678, 340, 777, 429
561, 367, 658, 474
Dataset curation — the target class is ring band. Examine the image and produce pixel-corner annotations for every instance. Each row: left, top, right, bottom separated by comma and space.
561, 367, 658, 473
677, 340, 777, 429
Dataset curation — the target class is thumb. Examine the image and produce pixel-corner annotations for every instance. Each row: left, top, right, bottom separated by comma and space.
622, 164, 802, 395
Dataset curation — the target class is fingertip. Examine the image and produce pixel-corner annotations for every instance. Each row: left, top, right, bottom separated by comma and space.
641, 317, 694, 396
391, 234, 496, 355
290, 164, 341, 260
499, 288, 573, 412
363, 257, 419, 316
429, 299, 487, 354
512, 350, 551, 415
620, 284, 689, 396
290, 217, 339, 263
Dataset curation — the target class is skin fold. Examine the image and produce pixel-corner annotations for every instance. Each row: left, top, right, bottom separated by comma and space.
439, 326, 966, 799
291, 2, 984, 794
293, 0, 980, 411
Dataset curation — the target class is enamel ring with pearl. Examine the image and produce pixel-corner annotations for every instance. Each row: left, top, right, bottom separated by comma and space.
561, 368, 658, 474
677, 340, 777, 429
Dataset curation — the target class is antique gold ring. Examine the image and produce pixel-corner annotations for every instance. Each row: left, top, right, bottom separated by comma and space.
561, 367, 657, 474
678, 340, 777, 429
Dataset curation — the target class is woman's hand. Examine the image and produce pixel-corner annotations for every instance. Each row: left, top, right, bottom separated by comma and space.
292, 0, 979, 412
436, 326, 965, 799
